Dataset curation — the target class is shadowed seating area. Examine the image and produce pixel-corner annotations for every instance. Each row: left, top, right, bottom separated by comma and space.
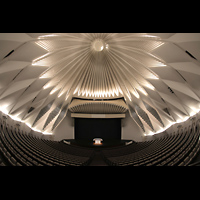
102, 122, 200, 166
1, 118, 200, 166
0, 119, 95, 166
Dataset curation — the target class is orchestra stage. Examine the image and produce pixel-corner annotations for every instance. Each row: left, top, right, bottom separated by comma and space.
62, 139, 133, 148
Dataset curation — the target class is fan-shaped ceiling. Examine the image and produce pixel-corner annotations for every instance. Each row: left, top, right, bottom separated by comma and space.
68, 98, 128, 114
0, 33, 200, 136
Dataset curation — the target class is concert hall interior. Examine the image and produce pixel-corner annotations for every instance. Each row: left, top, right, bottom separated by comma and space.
1, 33, 200, 166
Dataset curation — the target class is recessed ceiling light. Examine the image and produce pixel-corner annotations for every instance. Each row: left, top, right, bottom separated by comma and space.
92, 39, 104, 52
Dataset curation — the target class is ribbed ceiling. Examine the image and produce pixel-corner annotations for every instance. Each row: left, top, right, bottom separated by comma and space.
68, 98, 128, 114
0, 33, 200, 136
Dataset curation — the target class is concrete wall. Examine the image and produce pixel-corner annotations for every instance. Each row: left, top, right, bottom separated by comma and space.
53, 111, 74, 141
121, 111, 144, 142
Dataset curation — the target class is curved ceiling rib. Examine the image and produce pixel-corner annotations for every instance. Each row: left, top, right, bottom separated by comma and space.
0, 33, 200, 136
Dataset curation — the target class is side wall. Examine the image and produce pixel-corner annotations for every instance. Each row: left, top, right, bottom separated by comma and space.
1, 110, 200, 142
53, 111, 74, 141
121, 111, 143, 141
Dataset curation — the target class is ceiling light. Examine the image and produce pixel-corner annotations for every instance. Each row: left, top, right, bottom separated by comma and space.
43, 83, 50, 89
145, 83, 155, 90
50, 88, 57, 95
138, 87, 148, 96
92, 39, 104, 52
148, 131, 155, 136
132, 89, 140, 99
58, 91, 64, 98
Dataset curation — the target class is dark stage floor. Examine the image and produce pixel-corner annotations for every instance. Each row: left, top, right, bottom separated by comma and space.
62, 139, 132, 148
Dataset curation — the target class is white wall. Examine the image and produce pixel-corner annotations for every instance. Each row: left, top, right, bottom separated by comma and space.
52, 110, 144, 142
121, 111, 144, 142
53, 111, 74, 141
143, 111, 200, 141
51, 110, 145, 142
51, 110, 200, 142
2, 109, 200, 143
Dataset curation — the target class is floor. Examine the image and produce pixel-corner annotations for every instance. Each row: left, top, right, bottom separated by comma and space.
88, 150, 108, 166
66, 139, 131, 148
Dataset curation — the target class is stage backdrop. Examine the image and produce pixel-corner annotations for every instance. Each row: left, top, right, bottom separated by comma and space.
74, 118, 121, 140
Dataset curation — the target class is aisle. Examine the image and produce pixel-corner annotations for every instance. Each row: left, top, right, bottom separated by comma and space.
89, 151, 108, 166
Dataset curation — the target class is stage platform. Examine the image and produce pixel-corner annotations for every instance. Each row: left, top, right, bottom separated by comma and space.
62, 139, 133, 148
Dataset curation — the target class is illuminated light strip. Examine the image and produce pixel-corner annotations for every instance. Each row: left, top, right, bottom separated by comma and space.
144, 83, 155, 90
137, 87, 148, 96
0, 108, 53, 135
132, 89, 140, 99
32, 52, 51, 65
58, 91, 64, 98
144, 110, 200, 137
38, 34, 60, 39
50, 88, 58, 95
39, 74, 50, 79
35, 41, 50, 51
76, 89, 122, 98
144, 105, 200, 136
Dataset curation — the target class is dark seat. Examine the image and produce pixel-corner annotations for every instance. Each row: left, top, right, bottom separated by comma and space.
0, 121, 95, 166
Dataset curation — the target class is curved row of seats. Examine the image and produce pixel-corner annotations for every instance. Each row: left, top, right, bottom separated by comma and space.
0, 120, 95, 166
102, 121, 200, 166
1, 117, 200, 166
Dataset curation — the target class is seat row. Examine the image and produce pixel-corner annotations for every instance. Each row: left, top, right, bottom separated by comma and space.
0, 120, 95, 166
1, 117, 200, 166
102, 122, 200, 166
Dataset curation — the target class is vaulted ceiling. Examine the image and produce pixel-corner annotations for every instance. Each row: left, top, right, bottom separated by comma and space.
0, 33, 200, 136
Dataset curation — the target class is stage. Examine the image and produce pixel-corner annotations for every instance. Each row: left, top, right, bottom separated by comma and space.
62, 139, 133, 148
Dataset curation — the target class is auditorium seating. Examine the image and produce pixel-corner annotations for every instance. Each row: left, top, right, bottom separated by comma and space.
101, 121, 200, 166
0, 117, 200, 166
0, 119, 95, 166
